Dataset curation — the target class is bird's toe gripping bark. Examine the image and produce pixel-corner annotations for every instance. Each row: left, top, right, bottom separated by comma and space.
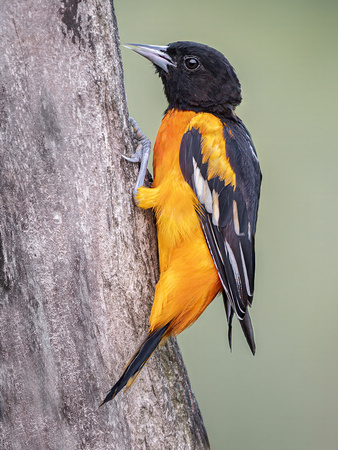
122, 117, 151, 198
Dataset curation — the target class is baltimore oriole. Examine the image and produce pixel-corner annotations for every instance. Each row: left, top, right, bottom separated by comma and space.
101, 41, 262, 405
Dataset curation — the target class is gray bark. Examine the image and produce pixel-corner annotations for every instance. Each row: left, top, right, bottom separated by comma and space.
0, 1, 209, 449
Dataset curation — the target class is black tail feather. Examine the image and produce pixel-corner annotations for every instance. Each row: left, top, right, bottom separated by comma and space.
222, 292, 255, 354
100, 324, 169, 406
239, 310, 256, 355
222, 292, 234, 351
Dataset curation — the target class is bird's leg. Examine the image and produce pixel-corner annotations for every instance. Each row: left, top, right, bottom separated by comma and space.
122, 117, 151, 198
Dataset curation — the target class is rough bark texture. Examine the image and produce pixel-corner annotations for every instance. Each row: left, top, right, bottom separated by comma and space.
0, 1, 209, 449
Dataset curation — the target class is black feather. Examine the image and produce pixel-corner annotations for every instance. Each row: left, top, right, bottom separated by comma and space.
239, 310, 256, 355
100, 324, 169, 405
222, 291, 234, 351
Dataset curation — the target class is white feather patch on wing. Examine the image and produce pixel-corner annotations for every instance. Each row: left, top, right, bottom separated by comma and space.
212, 189, 220, 226
193, 158, 205, 203
204, 181, 213, 213
239, 241, 252, 297
233, 200, 241, 235
248, 221, 252, 240
225, 239, 244, 312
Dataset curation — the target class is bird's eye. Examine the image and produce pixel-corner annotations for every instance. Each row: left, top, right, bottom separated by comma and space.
184, 56, 200, 71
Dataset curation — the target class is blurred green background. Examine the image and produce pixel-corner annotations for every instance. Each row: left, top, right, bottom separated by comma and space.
115, 1, 338, 448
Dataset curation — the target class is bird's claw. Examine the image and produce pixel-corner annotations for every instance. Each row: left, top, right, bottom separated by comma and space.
123, 118, 151, 198
122, 143, 143, 163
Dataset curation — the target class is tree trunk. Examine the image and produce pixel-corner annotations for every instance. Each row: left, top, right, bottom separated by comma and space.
0, 1, 209, 448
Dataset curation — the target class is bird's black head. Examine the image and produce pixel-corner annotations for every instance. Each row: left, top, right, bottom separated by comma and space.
126, 41, 242, 118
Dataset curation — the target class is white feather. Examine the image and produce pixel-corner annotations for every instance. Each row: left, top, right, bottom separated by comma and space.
204, 181, 212, 213
225, 240, 244, 313
239, 242, 252, 297
212, 189, 219, 226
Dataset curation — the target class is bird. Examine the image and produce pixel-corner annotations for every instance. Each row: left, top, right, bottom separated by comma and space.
101, 41, 262, 405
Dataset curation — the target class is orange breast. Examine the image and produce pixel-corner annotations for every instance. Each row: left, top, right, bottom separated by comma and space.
152, 110, 197, 185
151, 110, 201, 271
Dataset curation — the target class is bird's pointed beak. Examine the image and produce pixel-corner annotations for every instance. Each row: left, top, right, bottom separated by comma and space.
124, 43, 176, 74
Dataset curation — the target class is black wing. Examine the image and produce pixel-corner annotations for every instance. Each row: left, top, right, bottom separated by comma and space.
179, 117, 261, 353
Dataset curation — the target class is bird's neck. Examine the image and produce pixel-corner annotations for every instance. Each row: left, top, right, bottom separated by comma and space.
165, 103, 239, 121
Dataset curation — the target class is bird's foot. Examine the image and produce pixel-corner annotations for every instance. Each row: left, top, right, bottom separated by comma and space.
122, 118, 151, 198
